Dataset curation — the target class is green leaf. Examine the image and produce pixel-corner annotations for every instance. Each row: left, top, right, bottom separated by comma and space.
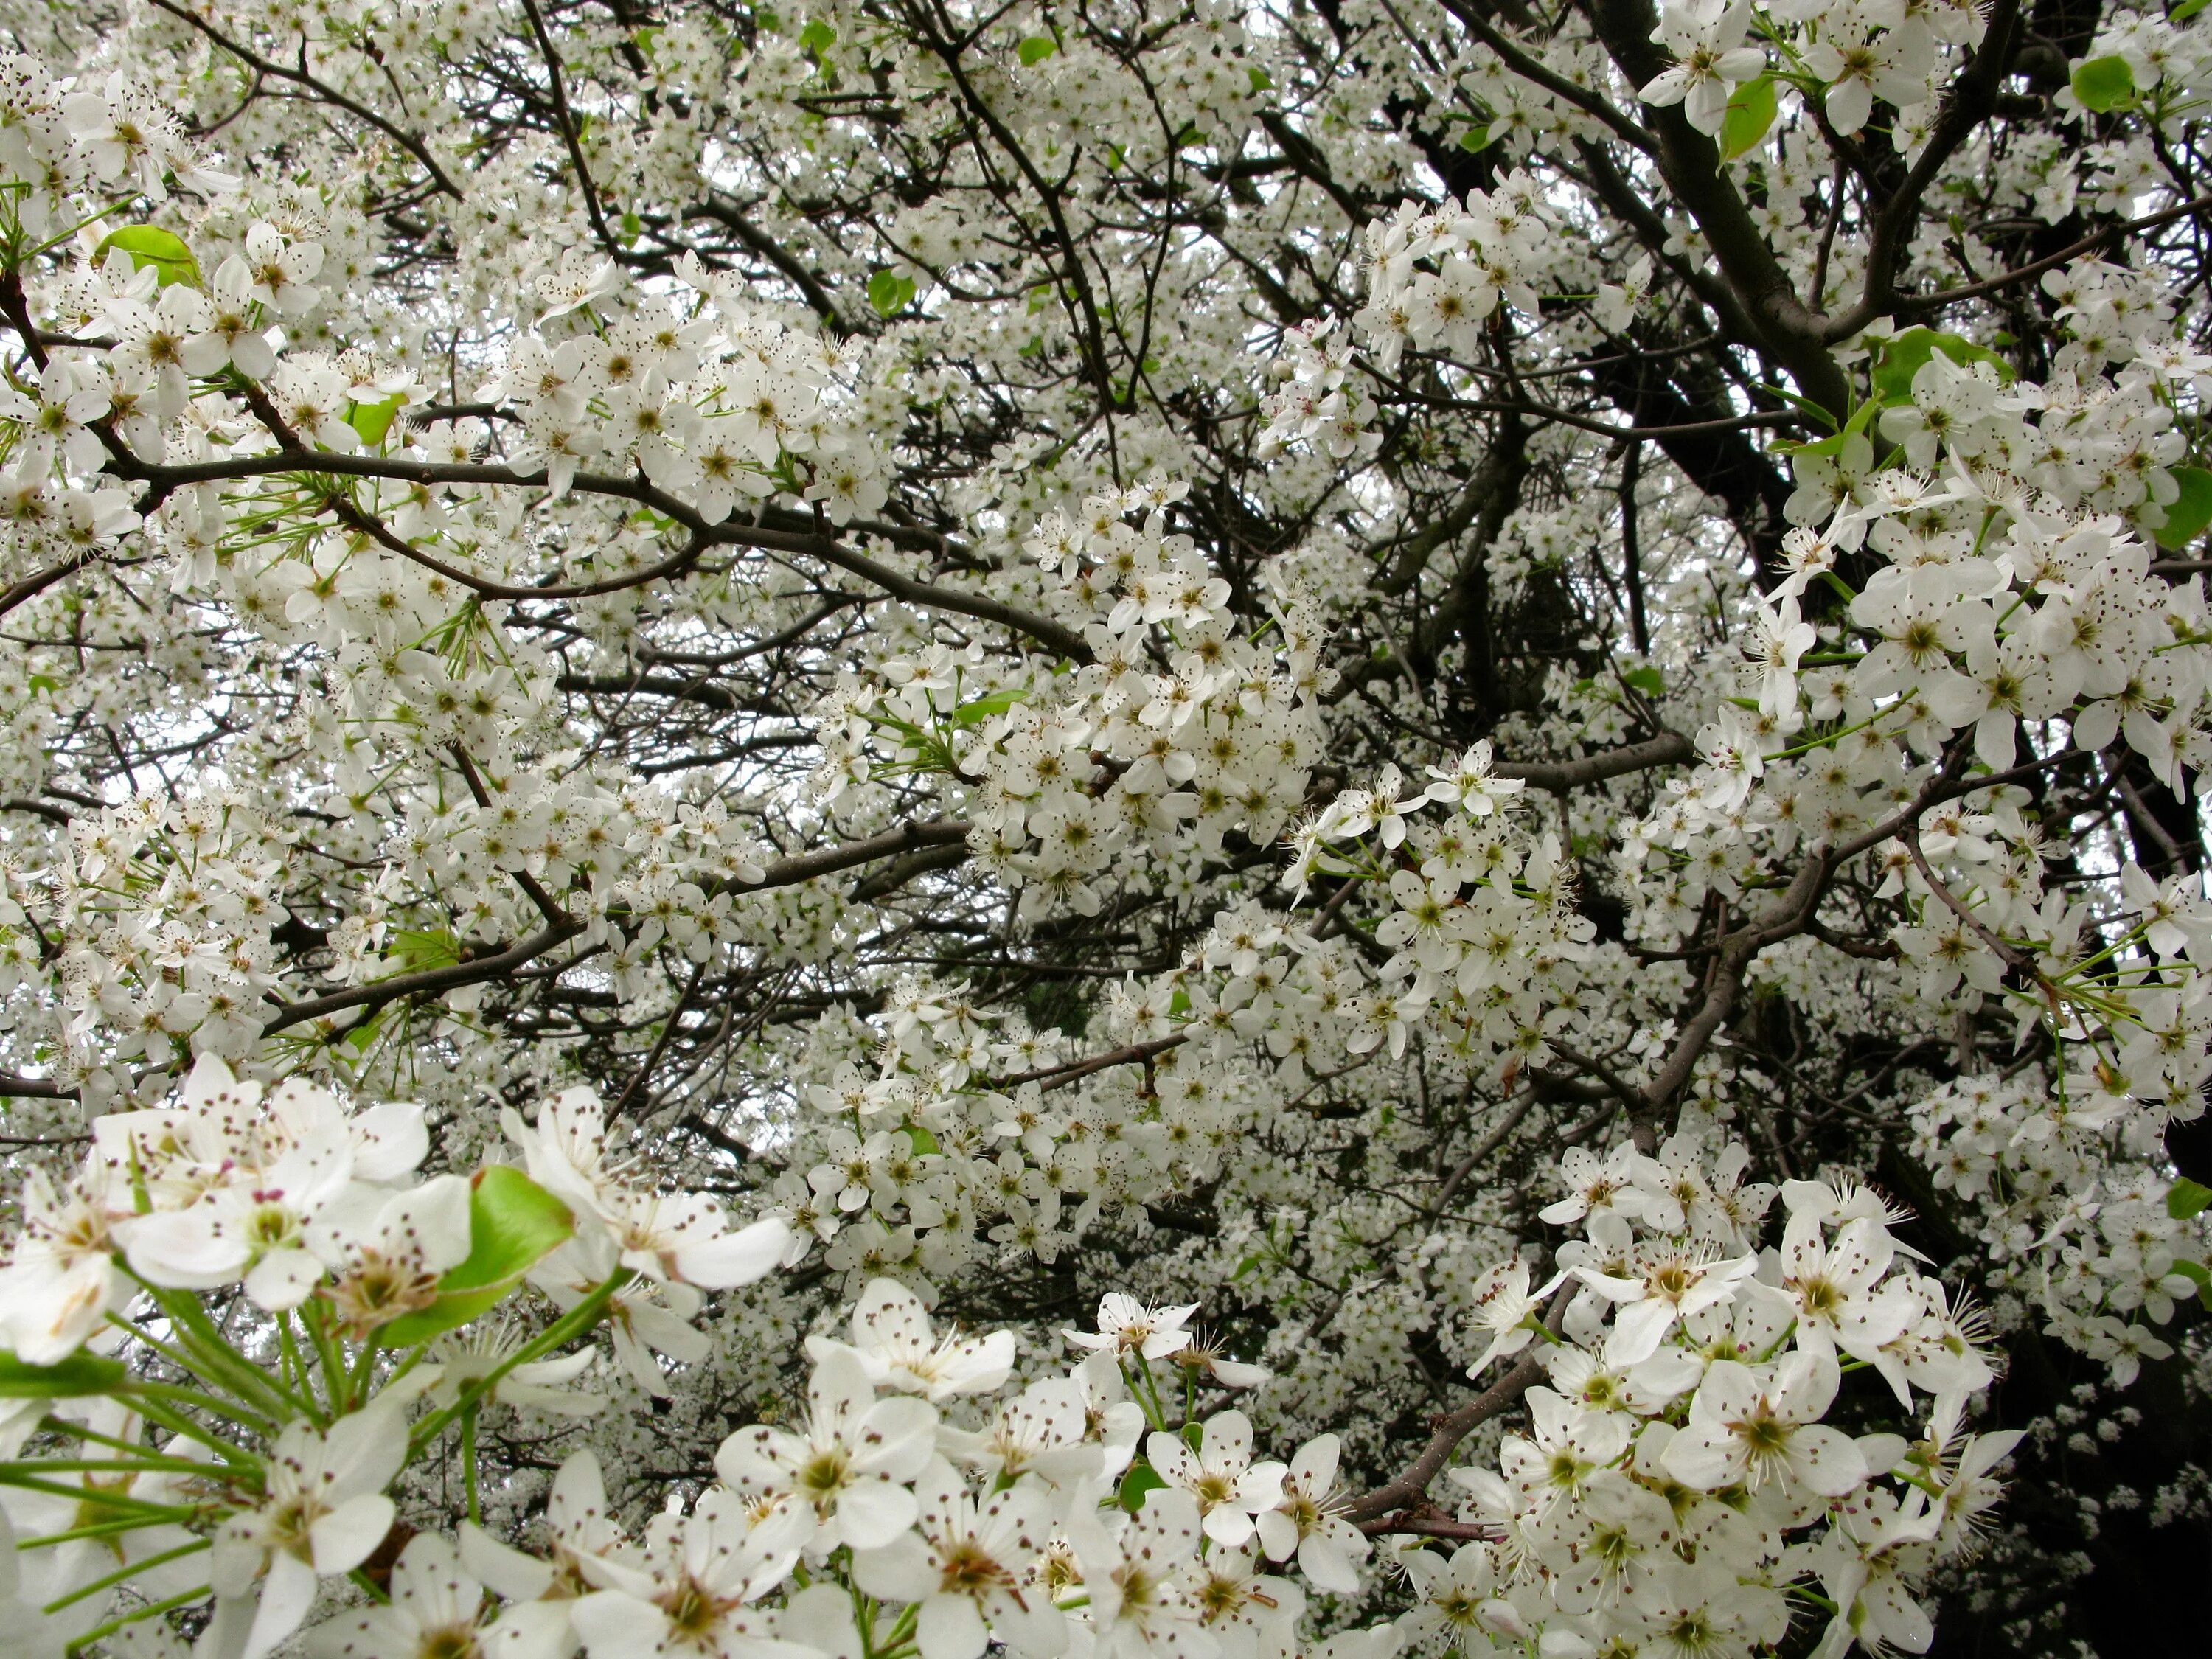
1458, 123, 1494, 154
347, 396, 402, 449
1118, 1461, 1168, 1512
2071, 55, 2136, 113
900, 1122, 940, 1155
381, 1166, 575, 1346
2174, 0, 2209, 18
390, 927, 461, 972
441, 1168, 575, 1294
2168, 1259, 2211, 1290
1759, 381, 1839, 431
1719, 74, 1778, 161
1018, 35, 1058, 66
2152, 465, 2212, 551
1621, 666, 1665, 698
0, 1350, 127, 1397
94, 226, 199, 288
868, 269, 917, 318
1871, 327, 2014, 406
949, 685, 1030, 726
343, 1006, 389, 1055
1248, 66, 1273, 93
798, 18, 835, 55
2170, 1176, 2212, 1220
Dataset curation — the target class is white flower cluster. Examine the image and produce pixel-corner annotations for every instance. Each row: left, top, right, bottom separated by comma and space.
1636, 0, 1985, 142
1910, 1067, 2211, 1386
767, 973, 1270, 1295
13, 787, 296, 1099
0, 1059, 782, 1380
1635, 486, 2212, 883
1353, 177, 1557, 374
5, 757, 795, 1102
0, 1272, 1391, 1659
470, 1282, 1380, 1659
1399, 1136, 2014, 1659
818, 480, 1327, 919
1295, 742, 1593, 1071
1006, 0, 1269, 163
0, 53, 229, 231
1258, 325, 1377, 463
484, 252, 887, 521
2062, 8, 2212, 131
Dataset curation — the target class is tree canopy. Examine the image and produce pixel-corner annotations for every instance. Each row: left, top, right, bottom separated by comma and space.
0, 1, 2206, 1655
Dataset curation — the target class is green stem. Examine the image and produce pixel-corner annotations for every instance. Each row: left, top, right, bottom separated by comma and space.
0, 1456, 214, 1477
43, 1418, 156, 1459
408, 1270, 631, 1455
105, 1315, 245, 1412
348, 1333, 382, 1407
120, 1382, 278, 1436
64, 1585, 213, 1655
276, 1309, 311, 1404
300, 1300, 349, 1416
23, 194, 149, 262
0, 1470, 196, 1519
126, 1279, 309, 1422
62, 1397, 251, 1470
43, 1538, 212, 1615
462, 1405, 479, 1525
15, 1516, 156, 1550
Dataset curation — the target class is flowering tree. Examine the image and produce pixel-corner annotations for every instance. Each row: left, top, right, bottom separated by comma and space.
0, 0, 2207, 1655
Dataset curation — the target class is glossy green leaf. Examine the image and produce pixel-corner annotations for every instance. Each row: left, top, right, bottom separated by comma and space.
444, 1167, 576, 1293
391, 927, 460, 972
1719, 75, 1778, 161
94, 226, 200, 288
2174, 0, 2209, 19
2168, 1258, 2211, 1290
2152, 465, 2212, 551
798, 18, 835, 55
900, 1122, 939, 1155
342, 1006, 389, 1054
2071, 55, 2136, 113
1788, 395, 1884, 456
381, 1166, 574, 1346
869, 270, 917, 318
2169, 1176, 2212, 1220
1621, 666, 1665, 698
949, 686, 1029, 727
0, 1349, 127, 1397
1458, 124, 1495, 154
347, 396, 401, 449
1018, 35, 1058, 66
1118, 1461, 1167, 1512
1247, 66, 1273, 93
1871, 327, 2014, 406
